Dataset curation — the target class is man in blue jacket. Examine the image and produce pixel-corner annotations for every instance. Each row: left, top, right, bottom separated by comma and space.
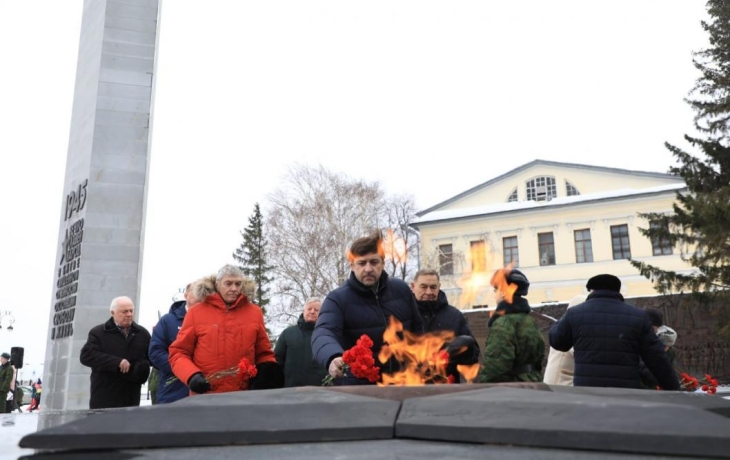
149, 283, 199, 403
549, 274, 679, 390
312, 231, 424, 385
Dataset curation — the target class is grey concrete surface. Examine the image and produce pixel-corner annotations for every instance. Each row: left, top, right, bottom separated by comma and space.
21, 388, 399, 450
549, 384, 730, 417
17, 439, 709, 460
17, 385, 730, 459
396, 387, 730, 459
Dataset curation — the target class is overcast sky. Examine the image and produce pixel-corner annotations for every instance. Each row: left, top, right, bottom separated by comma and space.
0, 1, 709, 369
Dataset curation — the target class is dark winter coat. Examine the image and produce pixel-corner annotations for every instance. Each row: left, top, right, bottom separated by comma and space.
80, 317, 151, 409
549, 290, 680, 390
418, 291, 480, 380
149, 300, 189, 403
479, 297, 545, 383
275, 314, 328, 387
312, 271, 424, 385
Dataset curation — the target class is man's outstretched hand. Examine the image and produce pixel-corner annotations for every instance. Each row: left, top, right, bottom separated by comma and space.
328, 357, 345, 378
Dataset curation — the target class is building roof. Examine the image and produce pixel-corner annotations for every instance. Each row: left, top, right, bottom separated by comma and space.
417, 159, 680, 216
412, 182, 686, 227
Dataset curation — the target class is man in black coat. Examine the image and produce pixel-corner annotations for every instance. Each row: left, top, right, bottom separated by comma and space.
312, 231, 424, 385
80, 296, 151, 408
410, 268, 479, 382
275, 297, 328, 387
549, 274, 679, 390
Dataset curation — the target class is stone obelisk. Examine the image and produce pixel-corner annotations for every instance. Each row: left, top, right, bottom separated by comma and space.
43, 0, 161, 411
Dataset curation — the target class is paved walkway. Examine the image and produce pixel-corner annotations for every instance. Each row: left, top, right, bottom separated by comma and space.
1, 409, 38, 460
1, 399, 153, 459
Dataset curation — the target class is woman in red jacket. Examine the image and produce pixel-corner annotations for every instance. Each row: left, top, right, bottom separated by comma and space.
169, 265, 283, 394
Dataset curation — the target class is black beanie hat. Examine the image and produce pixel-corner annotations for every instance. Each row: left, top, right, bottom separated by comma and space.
586, 274, 621, 292
507, 269, 530, 296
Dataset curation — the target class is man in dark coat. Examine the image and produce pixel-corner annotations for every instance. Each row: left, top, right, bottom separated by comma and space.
549, 274, 680, 390
312, 231, 424, 385
80, 296, 151, 409
149, 283, 198, 403
410, 268, 479, 382
275, 297, 328, 386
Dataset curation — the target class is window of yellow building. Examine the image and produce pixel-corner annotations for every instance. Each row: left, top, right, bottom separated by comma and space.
526, 176, 557, 201
503, 236, 519, 267
470, 240, 486, 273
538, 232, 556, 266
574, 229, 593, 263
650, 221, 673, 256
439, 244, 453, 276
611, 224, 631, 260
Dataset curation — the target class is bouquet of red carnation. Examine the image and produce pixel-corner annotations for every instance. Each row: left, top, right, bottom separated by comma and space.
206, 357, 258, 393
322, 334, 381, 386
680, 372, 719, 395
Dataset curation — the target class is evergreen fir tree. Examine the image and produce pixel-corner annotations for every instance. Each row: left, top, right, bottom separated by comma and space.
631, 0, 730, 334
233, 203, 273, 312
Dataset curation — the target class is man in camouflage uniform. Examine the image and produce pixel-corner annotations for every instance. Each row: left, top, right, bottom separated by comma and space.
479, 269, 545, 383
0, 353, 13, 413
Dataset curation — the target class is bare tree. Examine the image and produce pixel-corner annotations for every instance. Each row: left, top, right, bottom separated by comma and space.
265, 164, 386, 324
421, 245, 467, 277
382, 193, 420, 281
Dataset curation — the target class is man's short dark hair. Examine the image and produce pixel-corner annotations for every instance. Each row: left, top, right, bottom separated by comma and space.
646, 309, 664, 328
347, 231, 384, 262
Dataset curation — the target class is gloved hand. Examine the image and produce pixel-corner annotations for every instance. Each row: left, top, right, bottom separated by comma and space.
446, 335, 477, 364
188, 372, 211, 394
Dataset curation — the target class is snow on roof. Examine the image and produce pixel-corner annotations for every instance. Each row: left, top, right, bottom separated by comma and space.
413, 183, 686, 225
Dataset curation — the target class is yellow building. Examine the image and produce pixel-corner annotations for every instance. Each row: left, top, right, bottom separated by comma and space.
410, 160, 693, 310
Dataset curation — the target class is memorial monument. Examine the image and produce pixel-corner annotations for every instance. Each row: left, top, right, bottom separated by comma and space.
43, 0, 161, 411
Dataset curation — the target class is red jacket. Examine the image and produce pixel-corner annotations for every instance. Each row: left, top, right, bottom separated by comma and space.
169, 292, 275, 393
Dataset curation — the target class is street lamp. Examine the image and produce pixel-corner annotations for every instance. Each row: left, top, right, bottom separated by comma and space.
0, 311, 15, 331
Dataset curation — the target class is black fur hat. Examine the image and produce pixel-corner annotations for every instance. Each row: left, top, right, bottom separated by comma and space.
586, 274, 621, 292
507, 269, 530, 296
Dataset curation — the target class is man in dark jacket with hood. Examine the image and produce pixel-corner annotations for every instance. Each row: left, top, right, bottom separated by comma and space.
80, 296, 151, 409
410, 268, 479, 382
275, 297, 328, 386
149, 283, 199, 403
549, 274, 680, 390
479, 268, 545, 383
312, 231, 424, 385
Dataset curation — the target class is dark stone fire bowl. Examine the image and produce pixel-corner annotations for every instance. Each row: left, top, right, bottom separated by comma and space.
19, 384, 730, 459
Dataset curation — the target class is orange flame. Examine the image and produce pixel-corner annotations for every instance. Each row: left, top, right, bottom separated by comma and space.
457, 271, 491, 308
491, 263, 518, 304
377, 316, 480, 385
382, 229, 407, 264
